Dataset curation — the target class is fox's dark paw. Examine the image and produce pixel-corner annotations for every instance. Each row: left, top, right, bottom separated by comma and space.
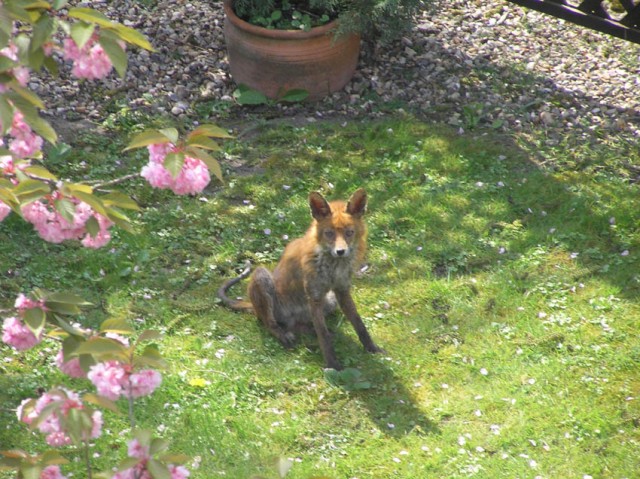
279, 331, 297, 349
366, 343, 386, 354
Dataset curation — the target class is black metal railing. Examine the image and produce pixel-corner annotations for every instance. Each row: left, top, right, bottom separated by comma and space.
506, 0, 640, 44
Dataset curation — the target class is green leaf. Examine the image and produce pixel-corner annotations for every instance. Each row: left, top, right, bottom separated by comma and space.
70, 21, 95, 50
54, 197, 76, 224
75, 337, 127, 356
54, 314, 85, 336
149, 438, 170, 456
163, 152, 185, 179
102, 191, 140, 211
233, 84, 269, 105
0, 95, 14, 135
46, 292, 92, 306
68, 8, 115, 29
45, 301, 82, 315
7, 82, 44, 109
279, 89, 309, 103
98, 35, 127, 78
0, 55, 17, 72
185, 135, 220, 152
69, 190, 109, 217
21, 464, 42, 479
135, 344, 168, 369
30, 15, 55, 52
23, 307, 46, 337
83, 393, 121, 413
158, 128, 179, 144
147, 458, 171, 479
104, 206, 134, 232
52, 0, 69, 10
112, 24, 153, 51
188, 124, 233, 139
184, 147, 223, 183
100, 318, 134, 334
12, 179, 50, 203
24, 165, 58, 181
84, 215, 100, 237
137, 329, 162, 342
123, 130, 173, 151
41, 450, 68, 466
133, 429, 152, 446
116, 457, 141, 472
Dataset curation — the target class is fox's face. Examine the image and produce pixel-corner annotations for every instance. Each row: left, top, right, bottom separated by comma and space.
309, 189, 367, 259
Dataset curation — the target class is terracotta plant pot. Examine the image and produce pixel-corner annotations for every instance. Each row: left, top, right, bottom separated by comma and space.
223, 0, 361, 101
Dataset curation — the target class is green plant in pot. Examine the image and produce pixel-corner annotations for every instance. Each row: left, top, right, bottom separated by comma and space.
223, 0, 425, 101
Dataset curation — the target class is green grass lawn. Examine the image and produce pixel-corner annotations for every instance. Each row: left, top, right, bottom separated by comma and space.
1, 115, 639, 478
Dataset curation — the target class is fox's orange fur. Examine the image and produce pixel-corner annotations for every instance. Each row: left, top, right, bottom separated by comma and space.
218, 188, 382, 370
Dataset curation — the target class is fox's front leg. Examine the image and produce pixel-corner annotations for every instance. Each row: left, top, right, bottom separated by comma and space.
309, 299, 342, 370
248, 267, 296, 348
336, 289, 384, 354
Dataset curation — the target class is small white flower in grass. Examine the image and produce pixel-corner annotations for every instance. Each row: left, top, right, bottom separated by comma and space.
498, 247, 506, 254
570, 252, 579, 259
476, 446, 485, 453
475, 410, 482, 417
490, 425, 501, 435
583, 475, 593, 479
416, 246, 423, 252
392, 457, 401, 463
529, 459, 538, 468
282, 234, 289, 240
282, 185, 291, 190
480, 368, 488, 376
528, 378, 536, 385
621, 250, 630, 256
458, 436, 467, 446
529, 439, 537, 447
441, 383, 449, 389
497, 181, 505, 187
215, 349, 225, 359
549, 227, 556, 234
264, 228, 271, 235
387, 423, 395, 430
399, 450, 409, 456
516, 347, 523, 355
537, 311, 547, 319
475, 181, 484, 187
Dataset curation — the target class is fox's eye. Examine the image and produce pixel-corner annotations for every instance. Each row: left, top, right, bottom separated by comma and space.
324, 229, 336, 240
344, 229, 354, 238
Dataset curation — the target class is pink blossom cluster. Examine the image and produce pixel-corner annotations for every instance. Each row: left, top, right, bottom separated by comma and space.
40, 465, 68, 479
1, 294, 47, 350
2, 316, 41, 350
62, 37, 114, 80
8, 110, 44, 158
111, 439, 189, 479
88, 360, 162, 401
0, 43, 30, 89
0, 110, 44, 159
21, 194, 113, 248
17, 389, 103, 447
141, 143, 210, 195
1, 158, 14, 219
55, 349, 87, 378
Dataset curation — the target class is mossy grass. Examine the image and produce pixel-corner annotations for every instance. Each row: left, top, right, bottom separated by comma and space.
1, 114, 639, 478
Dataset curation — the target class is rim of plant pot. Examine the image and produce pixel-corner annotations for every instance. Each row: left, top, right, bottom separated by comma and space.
223, 0, 342, 39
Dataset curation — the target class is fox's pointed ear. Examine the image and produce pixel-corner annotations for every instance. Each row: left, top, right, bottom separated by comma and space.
346, 188, 367, 217
309, 192, 332, 220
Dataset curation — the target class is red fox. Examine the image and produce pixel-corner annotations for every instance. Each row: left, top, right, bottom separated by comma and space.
218, 188, 383, 370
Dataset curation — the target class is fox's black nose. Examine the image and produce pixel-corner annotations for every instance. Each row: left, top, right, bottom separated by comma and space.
335, 249, 346, 256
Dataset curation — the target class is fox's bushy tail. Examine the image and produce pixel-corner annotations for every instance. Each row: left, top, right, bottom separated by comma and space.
217, 262, 254, 311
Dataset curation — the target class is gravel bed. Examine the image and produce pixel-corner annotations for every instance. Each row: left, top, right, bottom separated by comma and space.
36, 0, 640, 139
